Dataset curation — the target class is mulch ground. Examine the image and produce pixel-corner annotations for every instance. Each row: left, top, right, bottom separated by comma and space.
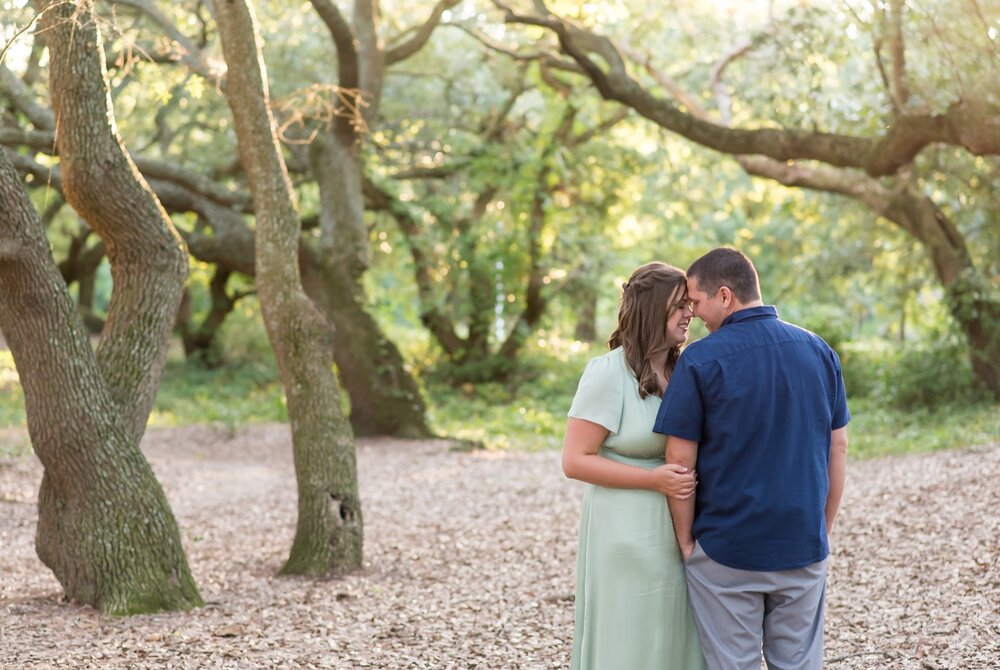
1, 424, 998, 669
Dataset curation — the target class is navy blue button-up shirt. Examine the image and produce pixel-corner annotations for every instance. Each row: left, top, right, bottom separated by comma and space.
654, 306, 850, 571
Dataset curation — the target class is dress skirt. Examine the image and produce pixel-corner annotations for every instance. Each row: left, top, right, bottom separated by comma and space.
571, 452, 705, 670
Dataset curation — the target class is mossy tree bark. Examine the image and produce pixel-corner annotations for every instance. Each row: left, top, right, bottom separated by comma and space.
0, 0, 201, 615
215, 0, 362, 574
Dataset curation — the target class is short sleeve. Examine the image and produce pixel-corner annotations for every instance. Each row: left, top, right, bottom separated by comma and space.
567, 354, 624, 433
829, 349, 851, 430
653, 354, 704, 441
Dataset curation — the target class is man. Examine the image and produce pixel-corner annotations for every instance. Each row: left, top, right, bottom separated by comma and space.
654, 248, 849, 670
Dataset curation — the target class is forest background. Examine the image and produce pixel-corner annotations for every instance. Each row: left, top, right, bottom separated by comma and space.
0, 0, 997, 628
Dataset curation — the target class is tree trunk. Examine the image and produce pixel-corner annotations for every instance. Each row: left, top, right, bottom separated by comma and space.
0, 151, 200, 614
308, 134, 432, 437
215, 0, 362, 575
886, 187, 1000, 396
5, 0, 202, 614
571, 275, 599, 342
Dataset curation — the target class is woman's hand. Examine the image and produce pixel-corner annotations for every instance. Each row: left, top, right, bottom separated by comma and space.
651, 463, 697, 499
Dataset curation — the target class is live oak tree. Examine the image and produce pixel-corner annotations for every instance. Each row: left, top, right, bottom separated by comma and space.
112, 0, 467, 436
500, 0, 1000, 397
2, 0, 438, 437
0, 0, 201, 614
214, 0, 362, 573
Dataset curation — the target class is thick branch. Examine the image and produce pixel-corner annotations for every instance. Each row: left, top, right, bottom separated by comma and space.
354, 0, 383, 126
502, 7, 1000, 176
3, 125, 252, 210
887, 0, 910, 109
308, 0, 360, 91
384, 0, 461, 65
133, 156, 252, 210
618, 41, 706, 118
0, 63, 56, 129
457, 23, 583, 76
0, 125, 57, 150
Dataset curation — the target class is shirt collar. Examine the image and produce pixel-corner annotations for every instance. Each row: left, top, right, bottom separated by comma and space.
721, 305, 778, 328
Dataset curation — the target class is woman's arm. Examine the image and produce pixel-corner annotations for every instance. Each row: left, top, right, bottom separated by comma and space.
562, 417, 696, 498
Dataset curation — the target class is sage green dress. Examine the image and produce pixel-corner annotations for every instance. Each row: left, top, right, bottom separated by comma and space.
568, 347, 705, 670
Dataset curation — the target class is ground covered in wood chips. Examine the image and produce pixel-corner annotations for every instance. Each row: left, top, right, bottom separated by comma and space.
1, 425, 998, 669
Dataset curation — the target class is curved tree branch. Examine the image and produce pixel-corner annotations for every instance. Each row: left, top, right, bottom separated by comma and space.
2, 125, 252, 210
384, 0, 461, 65
0, 63, 56, 129
308, 0, 360, 91
109, 0, 224, 86
501, 5, 1000, 176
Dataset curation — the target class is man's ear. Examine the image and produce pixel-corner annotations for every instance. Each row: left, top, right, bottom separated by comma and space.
719, 285, 732, 307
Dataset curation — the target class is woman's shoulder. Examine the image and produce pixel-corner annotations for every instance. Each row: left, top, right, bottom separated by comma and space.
569, 347, 627, 431
583, 346, 627, 376
591, 346, 625, 363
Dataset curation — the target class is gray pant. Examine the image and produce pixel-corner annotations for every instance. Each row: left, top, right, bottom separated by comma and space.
684, 542, 827, 670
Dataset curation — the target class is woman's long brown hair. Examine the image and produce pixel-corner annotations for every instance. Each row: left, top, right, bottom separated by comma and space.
607, 262, 687, 398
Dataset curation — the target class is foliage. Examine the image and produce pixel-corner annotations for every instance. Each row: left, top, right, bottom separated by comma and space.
425, 336, 592, 451
848, 398, 998, 460
842, 336, 993, 410
1, 324, 994, 460
150, 302, 286, 432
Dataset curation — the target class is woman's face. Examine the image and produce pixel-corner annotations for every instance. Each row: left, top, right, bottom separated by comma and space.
665, 287, 694, 347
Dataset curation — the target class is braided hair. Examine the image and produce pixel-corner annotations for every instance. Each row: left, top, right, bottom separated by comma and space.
608, 262, 687, 398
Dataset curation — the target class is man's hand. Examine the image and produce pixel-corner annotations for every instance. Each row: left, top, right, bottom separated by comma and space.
679, 538, 695, 562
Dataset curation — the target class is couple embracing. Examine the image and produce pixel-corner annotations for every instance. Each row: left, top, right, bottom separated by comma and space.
563, 248, 850, 670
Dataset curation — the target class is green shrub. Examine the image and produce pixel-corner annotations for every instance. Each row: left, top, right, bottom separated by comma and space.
874, 339, 988, 409
426, 336, 593, 450
849, 398, 998, 459
839, 341, 887, 400
152, 358, 286, 430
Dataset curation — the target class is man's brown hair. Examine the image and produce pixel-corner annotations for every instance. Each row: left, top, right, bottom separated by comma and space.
687, 248, 761, 303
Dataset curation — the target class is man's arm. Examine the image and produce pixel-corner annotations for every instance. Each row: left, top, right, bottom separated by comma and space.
826, 427, 848, 533
666, 435, 699, 560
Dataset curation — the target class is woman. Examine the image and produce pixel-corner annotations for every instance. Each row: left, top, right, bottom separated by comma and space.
564, 261, 705, 670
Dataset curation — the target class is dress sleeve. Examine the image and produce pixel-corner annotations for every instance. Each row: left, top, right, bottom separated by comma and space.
567, 354, 624, 434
